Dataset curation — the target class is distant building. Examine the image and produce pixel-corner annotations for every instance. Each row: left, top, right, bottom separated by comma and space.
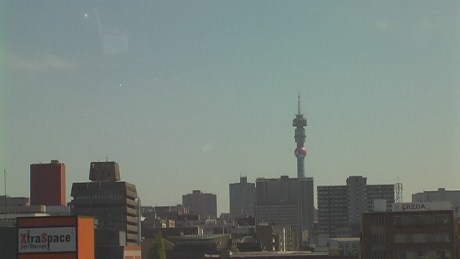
0, 195, 70, 227
256, 224, 280, 252
366, 184, 395, 211
317, 176, 395, 238
69, 161, 141, 259
255, 175, 314, 250
182, 190, 217, 219
413, 188, 460, 217
167, 234, 231, 259
328, 238, 360, 256
361, 202, 455, 258
142, 205, 186, 220
30, 160, 66, 206
316, 186, 348, 237
229, 177, 256, 219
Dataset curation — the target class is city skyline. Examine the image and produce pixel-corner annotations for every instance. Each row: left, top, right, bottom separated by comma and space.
1, 1, 459, 213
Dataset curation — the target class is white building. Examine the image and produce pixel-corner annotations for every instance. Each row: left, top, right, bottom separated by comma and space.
412, 188, 460, 217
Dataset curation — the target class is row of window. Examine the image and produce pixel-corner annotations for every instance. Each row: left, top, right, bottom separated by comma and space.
73, 194, 127, 201
394, 214, 450, 225
394, 233, 451, 243
394, 250, 452, 259
370, 233, 451, 244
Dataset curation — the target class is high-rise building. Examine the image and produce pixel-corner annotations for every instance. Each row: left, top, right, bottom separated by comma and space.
346, 176, 367, 226
182, 190, 217, 219
366, 184, 396, 211
229, 177, 256, 219
317, 176, 395, 238
412, 188, 460, 217
293, 95, 307, 178
30, 160, 66, 206
255, 176, 314, 250
316, 186, 348, 237
69, 161, 141, 259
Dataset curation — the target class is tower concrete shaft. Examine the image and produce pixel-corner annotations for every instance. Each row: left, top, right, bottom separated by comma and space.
293, 95, 307, 178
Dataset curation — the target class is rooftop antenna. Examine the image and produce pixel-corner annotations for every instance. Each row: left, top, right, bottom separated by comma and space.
395, 177, 403, 203
297, 94, 301, 114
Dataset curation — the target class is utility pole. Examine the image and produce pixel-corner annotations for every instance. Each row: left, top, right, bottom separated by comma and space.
3, 169, 6, 226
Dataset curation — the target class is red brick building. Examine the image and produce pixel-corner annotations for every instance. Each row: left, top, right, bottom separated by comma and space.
30, 160, 66, 206
361, 206, 455, 258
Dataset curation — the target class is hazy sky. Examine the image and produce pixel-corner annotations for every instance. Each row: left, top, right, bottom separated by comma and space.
1, 1, 459, 213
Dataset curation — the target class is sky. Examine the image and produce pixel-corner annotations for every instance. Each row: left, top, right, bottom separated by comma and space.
1, 0, 459, 214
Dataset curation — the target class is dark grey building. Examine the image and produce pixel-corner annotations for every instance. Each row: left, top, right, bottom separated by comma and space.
229, 177, 256, 219
317, 176, 395, 238
69, 161, 140, 258
317, 185, 349, 237
182, 190, 217, 219
255, 176, 314, 250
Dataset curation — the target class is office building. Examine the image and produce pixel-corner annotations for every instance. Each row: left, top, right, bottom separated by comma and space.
30, 160, 66, 206
255, 176, 314, 250
69, 161, 141, 259
316, 186, 348, 237
413, 188, 460, 217
366, 184, 396, 211
182, 190, 217, 219
229, 177, 256, 219
317, 176, 395, 238
361, 202, 455, 258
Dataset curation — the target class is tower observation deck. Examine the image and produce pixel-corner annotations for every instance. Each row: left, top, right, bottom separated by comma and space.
293, 95, 307, 178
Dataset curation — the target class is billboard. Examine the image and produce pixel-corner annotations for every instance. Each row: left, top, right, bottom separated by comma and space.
392, 201, 453, 212
18, 227, 76, 254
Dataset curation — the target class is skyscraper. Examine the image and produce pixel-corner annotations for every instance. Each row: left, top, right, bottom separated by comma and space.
255, 176, 314, 250
30, 160, 66, 206
69, 161, 141, 258
317, 176, 395, 238
229, 177, 256, 219
182, 190, 217, 219
293, 95, 307, 178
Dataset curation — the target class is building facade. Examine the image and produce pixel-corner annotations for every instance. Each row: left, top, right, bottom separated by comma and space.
367, 184, 396, 211
182, 190, 217, 219
317, 176, 395, 238
229, 177, 256, 219
30, 160, 66, 206
317, 186, 348, 237
255, 176, 314, 250
69, 161, 141, 259
412, 188, 460, 217
361, 204, 455, 259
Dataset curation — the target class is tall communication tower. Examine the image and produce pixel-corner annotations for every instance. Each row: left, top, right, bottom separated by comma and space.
293, 95, 307, 178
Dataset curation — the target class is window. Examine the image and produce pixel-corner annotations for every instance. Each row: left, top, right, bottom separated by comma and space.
372, 251, 386, 259
372, 233, 385, 244
372, 215, 385, 225
417, 250, 427, 258
394, 250, 406, 259
413, 233, 426, 243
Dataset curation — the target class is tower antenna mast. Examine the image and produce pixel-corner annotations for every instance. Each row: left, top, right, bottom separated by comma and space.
293, 95, 307, 178
298, 94, 301, 114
